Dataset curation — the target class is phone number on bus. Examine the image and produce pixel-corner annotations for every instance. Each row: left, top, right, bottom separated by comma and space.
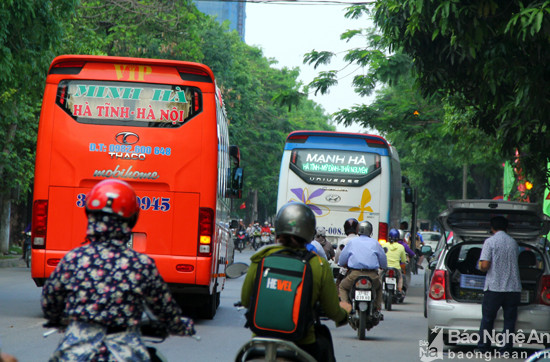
76, 193, 171, 212
89, 143, 172, 156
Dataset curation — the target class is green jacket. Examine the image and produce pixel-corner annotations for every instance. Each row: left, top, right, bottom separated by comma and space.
241, 245, 348, 345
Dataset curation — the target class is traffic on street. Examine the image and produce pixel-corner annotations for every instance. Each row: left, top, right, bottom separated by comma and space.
0, 247, 545, 361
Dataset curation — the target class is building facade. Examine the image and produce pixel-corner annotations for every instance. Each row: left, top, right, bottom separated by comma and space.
195, 0, 246, 41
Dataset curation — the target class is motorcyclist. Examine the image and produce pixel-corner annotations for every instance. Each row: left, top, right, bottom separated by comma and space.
236, 219, 249, 245
20, 224, 31, 261
241, 202, 348, 361
245, 223, 254, 248
41, 179, 196, 361
338, 221, 387, 317
385, 228, 407, 296
334, 218, 359, 288
315, 226, 335, 261
401, 221, 425, 270
260, 221, 271, 234
248, 222, 261, 249
397, 229, 416, 260
237, 219, 246, 231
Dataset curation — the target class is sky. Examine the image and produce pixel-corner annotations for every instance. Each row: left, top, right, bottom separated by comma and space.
244, 1, 374, 134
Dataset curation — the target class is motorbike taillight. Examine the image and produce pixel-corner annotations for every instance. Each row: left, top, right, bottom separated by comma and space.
387, 269, 395, 278
355, 278, 372, 289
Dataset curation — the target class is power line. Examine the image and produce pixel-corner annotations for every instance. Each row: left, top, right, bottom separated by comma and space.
195, 0, 372, 6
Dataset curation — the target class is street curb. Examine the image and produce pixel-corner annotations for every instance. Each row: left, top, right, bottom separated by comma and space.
0, 256, 26, 268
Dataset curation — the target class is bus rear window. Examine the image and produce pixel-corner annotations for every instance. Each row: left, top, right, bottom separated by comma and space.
290, 149, 381, 186
56, 80, 202, 127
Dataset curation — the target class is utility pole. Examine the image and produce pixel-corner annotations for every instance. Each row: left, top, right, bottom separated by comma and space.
410, 188, 418, 248
462, 164, 468, 199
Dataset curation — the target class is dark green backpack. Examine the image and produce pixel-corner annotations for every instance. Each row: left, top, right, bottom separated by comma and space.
246, 249, 315, 341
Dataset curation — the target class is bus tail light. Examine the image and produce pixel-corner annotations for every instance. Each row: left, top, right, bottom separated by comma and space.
32, 200, 48, 249
538, 275, 550, 305
49, 61, 85, 75
177, 66, 212, 83
429, 270, 448, 300
194, 91, 200, 112
287, 134, 308, 143
378, 222, 388, 245
198, 207, 214, 257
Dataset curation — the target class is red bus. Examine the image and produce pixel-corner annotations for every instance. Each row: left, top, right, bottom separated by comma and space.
31, 55, 243, 318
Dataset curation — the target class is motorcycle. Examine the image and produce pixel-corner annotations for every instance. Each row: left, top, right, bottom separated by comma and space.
260, 232, 271, 248
227, 263, 334, 362
44, 308, 199, 361
251, 227, 261, 250
348, 275, 382, 340
24, 231, 31, 268
235, 337, 316, 362
381, 267, 402, 311
235, 230, 247, 252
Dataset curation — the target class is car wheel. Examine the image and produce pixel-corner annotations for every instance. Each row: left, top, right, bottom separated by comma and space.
423, 291, 428, 318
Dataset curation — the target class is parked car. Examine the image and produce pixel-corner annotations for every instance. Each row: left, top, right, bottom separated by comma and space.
424, 199, 550, 348
423, 234, 446, 318
420, 231, 442, 250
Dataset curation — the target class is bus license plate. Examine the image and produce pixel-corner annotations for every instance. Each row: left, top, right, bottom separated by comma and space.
355, 290, 371, 301
385, 277, 397, 285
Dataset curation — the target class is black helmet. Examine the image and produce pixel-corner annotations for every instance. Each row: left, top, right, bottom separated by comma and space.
389, 228, 400, 242
357, 221, 373, 237
343, 218, 359, 235
275, 202, 316, 243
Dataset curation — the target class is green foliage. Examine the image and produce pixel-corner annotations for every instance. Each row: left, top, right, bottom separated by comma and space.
335, 75, 501, 221
57, 0, 205, 61
369, 0, 550, 197
304, 0, 550, 219
0, 0, 75, 200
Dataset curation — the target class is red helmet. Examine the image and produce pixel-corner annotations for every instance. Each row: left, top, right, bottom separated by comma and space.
85, 179, 139, 227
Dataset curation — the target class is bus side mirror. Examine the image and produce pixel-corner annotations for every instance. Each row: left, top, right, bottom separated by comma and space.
233, 167, 243, 198
229, 145, 240, 168
226, 167, 243, 199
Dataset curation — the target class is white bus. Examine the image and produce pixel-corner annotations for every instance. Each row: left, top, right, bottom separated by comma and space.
276, 130, 402, 246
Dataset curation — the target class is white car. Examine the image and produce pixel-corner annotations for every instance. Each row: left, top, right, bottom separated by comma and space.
420, 231, 442, 250
425, 199, 550, 348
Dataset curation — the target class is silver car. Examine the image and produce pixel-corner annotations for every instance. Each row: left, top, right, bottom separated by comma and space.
420, 231, 442, 250
425, 200, 550, 348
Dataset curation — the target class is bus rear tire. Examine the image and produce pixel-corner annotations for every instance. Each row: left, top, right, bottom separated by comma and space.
200, 292, 217, 319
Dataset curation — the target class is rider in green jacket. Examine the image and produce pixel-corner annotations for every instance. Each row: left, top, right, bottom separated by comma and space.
240, 202, 348, 360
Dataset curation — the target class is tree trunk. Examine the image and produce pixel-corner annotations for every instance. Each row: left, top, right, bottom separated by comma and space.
0, 197, 11, 254
252, 189, 258, 223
